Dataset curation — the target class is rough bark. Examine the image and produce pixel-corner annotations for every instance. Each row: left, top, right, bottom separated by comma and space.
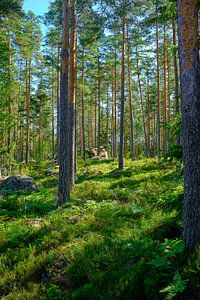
57, 0, 71, 205
177, 0, 200, 249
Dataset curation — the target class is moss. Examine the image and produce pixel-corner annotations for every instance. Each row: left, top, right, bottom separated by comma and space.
0, 158, 191, 299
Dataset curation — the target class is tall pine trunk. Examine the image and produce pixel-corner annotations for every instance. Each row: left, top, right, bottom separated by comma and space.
81, 50, 86, 160
51, 66, 55, 160
69, 0, 77, 185
163, 24, 167, 154
119, 13, 125, 170
127, 30, 135, 160
177, 0, 200, 249
25, 59, 31, 164
58, 0, 71, 205
97, 57, 101, 156
57, 45, 60, 162
156, 7, 161, 158
172, 18, 180, 145
136, 48, 148, 157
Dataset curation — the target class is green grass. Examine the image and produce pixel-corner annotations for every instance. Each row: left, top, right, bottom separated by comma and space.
0, 158, 196, 300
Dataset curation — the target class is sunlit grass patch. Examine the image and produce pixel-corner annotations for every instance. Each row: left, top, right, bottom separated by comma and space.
0, 158, 187, 300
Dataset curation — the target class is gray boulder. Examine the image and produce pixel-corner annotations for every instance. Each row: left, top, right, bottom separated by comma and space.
0, 176, 38, 191
91, 156, 101, 160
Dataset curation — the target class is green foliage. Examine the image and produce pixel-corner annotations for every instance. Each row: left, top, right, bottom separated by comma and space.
160, 272, 188, 300
166, 144, 183, 161
0, 0, 22, 16
40, 284, 61, 300
0, 159, 196, 299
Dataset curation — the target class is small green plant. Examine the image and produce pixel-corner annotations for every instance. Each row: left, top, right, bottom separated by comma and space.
160, 272, 188, 299
41, 284, 62, 300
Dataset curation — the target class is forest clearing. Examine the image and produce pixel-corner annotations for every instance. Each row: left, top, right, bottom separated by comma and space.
1, 0, 200, 299
1, 158, 188, 299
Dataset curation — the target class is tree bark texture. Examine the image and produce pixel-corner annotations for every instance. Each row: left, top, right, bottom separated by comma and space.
58, 0, 71, 205
177, 0, 200, 249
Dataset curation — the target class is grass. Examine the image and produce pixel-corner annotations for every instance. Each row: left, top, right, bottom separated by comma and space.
0, 158, 197, 300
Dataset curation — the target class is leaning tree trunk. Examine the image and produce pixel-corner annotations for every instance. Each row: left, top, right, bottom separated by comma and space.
57, 0, 71, 206
177, 0, 200, 249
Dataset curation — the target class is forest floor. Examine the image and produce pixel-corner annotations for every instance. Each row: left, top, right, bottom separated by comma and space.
0, 158, 198, 300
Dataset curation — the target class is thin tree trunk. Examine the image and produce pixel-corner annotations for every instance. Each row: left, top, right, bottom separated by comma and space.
111, 71, 115, 157
106, 82, 109, 152
25, 59, 31, 164
172, 18, 180, 145
156, 7, 161, 158
52, 66, 55, 160
97, 56, 101, 156
167, 48, 171, 150
7, 34, 12, 150
136, 48, 148, 157
69, 0, 77, 185
119, 12, 125, 170
127, 34, 135, 160
146, 78, 151, 157
57, 45, 60, 162
114, 50, 117, 158
163, 24, 167, 154
153, 108, 157, 157
81, 50, 86, 160
94, 85, 97, 148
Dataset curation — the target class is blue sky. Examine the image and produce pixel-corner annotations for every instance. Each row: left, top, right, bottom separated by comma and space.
23, 0, 50, 36
23, 0, 50, 16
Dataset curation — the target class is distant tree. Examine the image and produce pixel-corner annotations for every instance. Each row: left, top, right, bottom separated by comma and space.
0, 0, 22, 17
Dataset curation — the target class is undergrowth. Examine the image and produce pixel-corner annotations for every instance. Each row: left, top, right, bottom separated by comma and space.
0, 158, 197, 299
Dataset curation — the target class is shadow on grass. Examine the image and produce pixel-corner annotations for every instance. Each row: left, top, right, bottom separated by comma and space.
0, 190, 55, 219
110, 177, 146, 190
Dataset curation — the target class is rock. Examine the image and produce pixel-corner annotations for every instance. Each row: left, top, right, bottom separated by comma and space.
87, 147, 108, 160
91, 156, 101, 160
50, 256, 69, 287
46, 165, 59, 176
100, 150, 108, 160
27, 218, 43, 228
0, 176, 38, 192
90, 168, 103, 175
